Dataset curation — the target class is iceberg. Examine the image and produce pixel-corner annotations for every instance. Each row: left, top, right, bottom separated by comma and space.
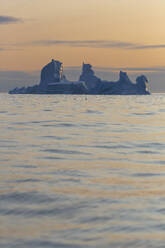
9, 59, 150, 95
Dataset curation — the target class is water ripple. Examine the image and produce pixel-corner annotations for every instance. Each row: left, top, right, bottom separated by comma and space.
2, 93, 165, 248
42, 148, 91, 155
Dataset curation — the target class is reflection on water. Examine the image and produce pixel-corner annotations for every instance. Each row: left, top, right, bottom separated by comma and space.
1, 93, 165, 247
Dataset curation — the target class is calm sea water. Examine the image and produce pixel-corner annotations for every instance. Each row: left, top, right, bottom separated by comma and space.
1, 93, 165, 248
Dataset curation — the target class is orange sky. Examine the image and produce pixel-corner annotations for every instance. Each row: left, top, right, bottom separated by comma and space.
1, 0, 165, 71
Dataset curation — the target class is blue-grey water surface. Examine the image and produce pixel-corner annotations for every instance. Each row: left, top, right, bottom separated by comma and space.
1, 93, 165, 248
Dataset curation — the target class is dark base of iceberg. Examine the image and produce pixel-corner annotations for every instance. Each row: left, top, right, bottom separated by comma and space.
9, 59, 150, 95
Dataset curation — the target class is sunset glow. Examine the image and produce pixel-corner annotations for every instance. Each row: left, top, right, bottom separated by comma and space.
1, 0, 165, 71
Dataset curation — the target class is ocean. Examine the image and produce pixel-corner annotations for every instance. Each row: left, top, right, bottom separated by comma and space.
1, 93, 165, 248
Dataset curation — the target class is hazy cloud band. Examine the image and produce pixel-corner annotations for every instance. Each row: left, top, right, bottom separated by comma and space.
0, 16, 23, 24
22, 40, 165, 50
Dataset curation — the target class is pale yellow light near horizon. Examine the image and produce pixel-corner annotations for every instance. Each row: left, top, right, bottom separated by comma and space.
1, 0, 165, 71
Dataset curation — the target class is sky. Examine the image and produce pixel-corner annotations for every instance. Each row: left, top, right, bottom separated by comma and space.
1, 0, 165, 91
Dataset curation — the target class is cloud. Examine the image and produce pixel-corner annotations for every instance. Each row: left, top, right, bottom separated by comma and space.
125, 67, 165, 72
94, 66, 165, 72
0, 70, 39, 92
132, 44, 165, 50
25, 40, 134, 49
19, 39, 165, 50
65, 65, 165, 73
0, 15, 23, 24
0, 47, 23, 52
